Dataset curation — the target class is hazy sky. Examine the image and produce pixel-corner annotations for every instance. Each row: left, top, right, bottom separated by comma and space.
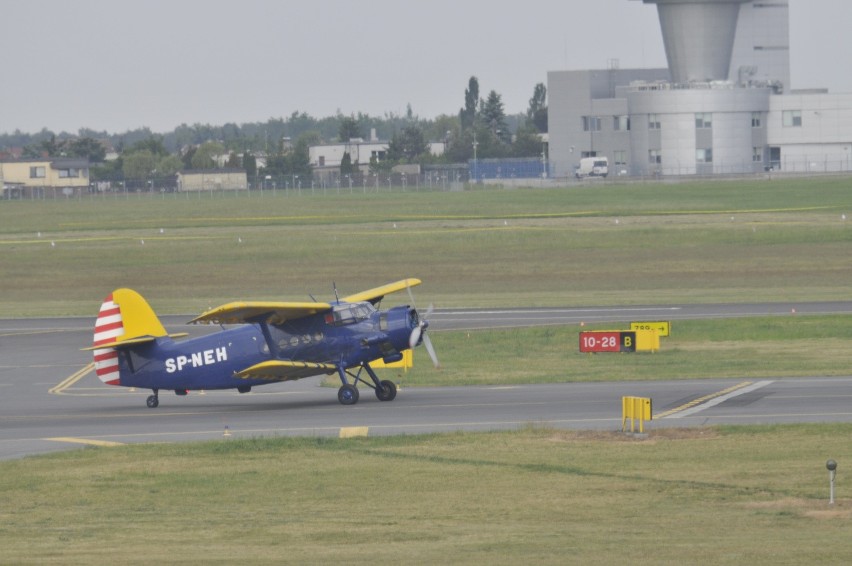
1, 0, 849, 135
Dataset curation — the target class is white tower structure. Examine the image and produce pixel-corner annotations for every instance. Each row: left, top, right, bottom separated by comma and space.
640, 0, 749, 83
548, 0, 852, 178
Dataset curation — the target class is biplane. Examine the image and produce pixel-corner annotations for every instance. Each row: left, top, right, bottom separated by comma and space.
83, 279, 437, 407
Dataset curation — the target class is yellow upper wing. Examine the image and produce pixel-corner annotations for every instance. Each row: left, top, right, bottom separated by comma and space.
341, 278, 421, 305
189, 301, 332, 325
190, 279, 420, 325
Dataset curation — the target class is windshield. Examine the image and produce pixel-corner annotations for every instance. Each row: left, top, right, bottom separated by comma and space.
330, 302, 376, 325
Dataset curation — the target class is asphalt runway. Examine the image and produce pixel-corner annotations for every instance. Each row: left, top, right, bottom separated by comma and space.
2, 302, 852, 461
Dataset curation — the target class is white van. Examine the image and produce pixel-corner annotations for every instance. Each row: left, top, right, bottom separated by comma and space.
575, 157, 608, 179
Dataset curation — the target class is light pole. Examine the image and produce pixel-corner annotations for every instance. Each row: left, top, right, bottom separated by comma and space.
827, 459, 837, 505
472, 132, 478, 184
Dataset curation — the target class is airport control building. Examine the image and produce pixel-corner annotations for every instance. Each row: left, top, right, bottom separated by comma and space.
548, 0, 852, 178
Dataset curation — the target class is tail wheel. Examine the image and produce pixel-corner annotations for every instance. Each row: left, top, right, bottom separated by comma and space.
376, 380, 397, 402
338, 383, 359, 405
146, 394, 159, 408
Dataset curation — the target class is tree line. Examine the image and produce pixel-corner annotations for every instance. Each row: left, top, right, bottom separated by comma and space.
0, 77, 547, 182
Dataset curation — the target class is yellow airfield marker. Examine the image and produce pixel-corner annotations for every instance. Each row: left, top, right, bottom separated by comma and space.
339, 427, 369, 438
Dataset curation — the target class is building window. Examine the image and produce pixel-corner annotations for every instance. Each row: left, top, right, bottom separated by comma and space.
29, 166, 46, 178
751, 112, 762, 128
753, 147, 763, 162
649, 150, 661, 164
581, 151, 597, 159
695, 113, 712, 129
58, 168, 80, 178
582, 116, 601, 132
696, 149, 713, 163
613, 150, 627, 167
613, 115, 630, 131
648, 114, 661, 130
782, 110, 802, 127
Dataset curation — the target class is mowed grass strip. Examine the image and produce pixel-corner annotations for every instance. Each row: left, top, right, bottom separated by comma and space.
1, 425, 850, 564
2, 186, 852, 315
388, 315, 852, 386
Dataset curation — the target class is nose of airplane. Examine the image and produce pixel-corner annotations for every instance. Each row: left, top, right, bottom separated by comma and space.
407, 306, 439, 368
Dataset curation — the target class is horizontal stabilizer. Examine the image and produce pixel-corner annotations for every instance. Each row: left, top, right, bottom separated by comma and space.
190, 302, 332, 326
81, 333, 188, 352
235, 360, 338, 381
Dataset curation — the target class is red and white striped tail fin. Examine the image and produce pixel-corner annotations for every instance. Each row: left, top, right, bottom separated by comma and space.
87, 289, 170, 386
93, 293, 124, 385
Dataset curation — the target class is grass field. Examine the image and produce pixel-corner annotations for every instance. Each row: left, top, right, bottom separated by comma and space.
398, 315, 852, 386
2, 178, 851, 563
1, 176, 851, 316
1, 426, 850, 564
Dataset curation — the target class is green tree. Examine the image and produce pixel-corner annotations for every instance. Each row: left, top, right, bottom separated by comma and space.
190, 141, 225, 169
512, 123, 546, 158
423, 114, 460, 145
244, 152, 257, 178
67, 137, 106, 162
123, 150, 158, 180
130, 136, 169, 157
289, 131, 320, 178
445, 129, 474, 162
157, 154, 183, 176
459, 76, 479, 132
481, 90, 510, 143
340, 152, 356, 176
338, 116, 362, 142
22, 134, 61, 158
527, 83, 548, 133
387, 124, 429, 163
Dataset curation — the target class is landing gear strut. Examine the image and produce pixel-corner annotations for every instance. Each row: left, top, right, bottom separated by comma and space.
146, 389, 159, 408
336, 363, 397, 405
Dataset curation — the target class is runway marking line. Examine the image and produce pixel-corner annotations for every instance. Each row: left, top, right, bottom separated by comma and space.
655, 381, 753, 419
657, 380, 774, 419
44, 437, 125, 448
49, 363, 95, 395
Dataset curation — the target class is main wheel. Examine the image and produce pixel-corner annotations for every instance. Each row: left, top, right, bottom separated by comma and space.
146, 395, 159, 408
376, 380, 397, 401
338, 383, 359, 405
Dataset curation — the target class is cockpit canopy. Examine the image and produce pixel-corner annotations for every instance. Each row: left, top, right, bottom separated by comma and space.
328, 302, 376, 326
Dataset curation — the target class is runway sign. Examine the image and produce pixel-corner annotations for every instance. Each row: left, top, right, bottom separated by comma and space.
579, 331, 636, 353
630, 321, 670, 337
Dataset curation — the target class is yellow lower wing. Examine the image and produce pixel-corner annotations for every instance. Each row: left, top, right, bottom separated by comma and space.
235, 360, 337, 381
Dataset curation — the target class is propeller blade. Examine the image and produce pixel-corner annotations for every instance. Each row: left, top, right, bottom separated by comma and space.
409, 325, 422, 350
422, 333, 440, 368
405, 283, 439, 367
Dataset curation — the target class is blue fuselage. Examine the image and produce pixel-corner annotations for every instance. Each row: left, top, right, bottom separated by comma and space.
114, 304, 415, 391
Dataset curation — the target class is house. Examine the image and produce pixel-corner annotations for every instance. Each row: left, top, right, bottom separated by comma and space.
176, 169, 247, 191
0, 158, 90, 198
309, 138, 446, 183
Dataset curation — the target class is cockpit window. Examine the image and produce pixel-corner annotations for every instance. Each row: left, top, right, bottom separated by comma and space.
328, 302, 376, 326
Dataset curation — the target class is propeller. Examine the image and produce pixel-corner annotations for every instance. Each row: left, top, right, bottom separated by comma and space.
407, 284, 440, 368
